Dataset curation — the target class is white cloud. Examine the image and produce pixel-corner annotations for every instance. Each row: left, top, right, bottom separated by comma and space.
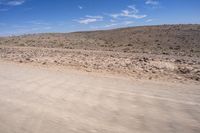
146, 19, 153, 22
76, 15, 103, 24
110, 19, 116, 22
145, 0, 159, 5
110, 5, 147, 19
103, 21, 134, 29
104, 23, 118, 28
78, 5, 83, 9
26, 20, 49, 25
85, 15, 103, 19
7, 0, 25, 6
123, 21, 134, 25
128, 5, 139, 13
0, 0, 25, 6
78, 19, 98, 24
43, 26, 52, 30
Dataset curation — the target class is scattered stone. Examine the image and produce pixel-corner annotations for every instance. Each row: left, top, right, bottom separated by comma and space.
143, 57, 149, 62
26, 58, 30, 61
175, 59, 182, 63
178, 67, 190, 74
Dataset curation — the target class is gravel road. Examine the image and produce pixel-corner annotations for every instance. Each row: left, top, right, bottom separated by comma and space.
0, 61, 199, 133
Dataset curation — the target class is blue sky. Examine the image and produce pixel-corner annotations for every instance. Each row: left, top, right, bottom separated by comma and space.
0, 0, 200, 36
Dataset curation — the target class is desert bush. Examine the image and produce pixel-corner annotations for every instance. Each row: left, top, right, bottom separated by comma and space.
127, 43, 133, 46
58, 43, 64, 47
19, 43, 25, 46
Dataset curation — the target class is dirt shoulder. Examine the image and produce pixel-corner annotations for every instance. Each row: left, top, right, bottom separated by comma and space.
0, 46, 200, 84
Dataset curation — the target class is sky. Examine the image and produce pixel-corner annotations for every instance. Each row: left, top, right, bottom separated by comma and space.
0, 0, 200, 36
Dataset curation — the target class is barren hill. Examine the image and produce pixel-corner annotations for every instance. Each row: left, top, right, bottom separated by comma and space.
1, 24, 200, 57
0, 24, 200, 82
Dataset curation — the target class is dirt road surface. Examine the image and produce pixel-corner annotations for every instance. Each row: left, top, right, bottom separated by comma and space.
0, 61, 199, 133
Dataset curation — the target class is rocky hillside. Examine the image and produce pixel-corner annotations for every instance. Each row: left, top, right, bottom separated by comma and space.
0, 24, 200, 82
0, 24, 200, 57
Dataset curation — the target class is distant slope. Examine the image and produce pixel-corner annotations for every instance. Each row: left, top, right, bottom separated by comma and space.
0, 24, 200, 57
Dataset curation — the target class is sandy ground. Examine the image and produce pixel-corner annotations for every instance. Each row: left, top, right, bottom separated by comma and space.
0, 61, 200, 133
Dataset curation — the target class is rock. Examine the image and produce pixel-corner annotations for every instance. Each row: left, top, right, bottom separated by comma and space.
152, 70, 156, 73
143, 57, 149, 62
178, 67, 190, 74
42, 62, 46, 65
175, 59, 182, 63
139, 57, 149, 62
149, 77, 152, 80
194, 76, 200, 81
86, 69, 91, 72
26, 58, 30, 61
175, 76, 182, 80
